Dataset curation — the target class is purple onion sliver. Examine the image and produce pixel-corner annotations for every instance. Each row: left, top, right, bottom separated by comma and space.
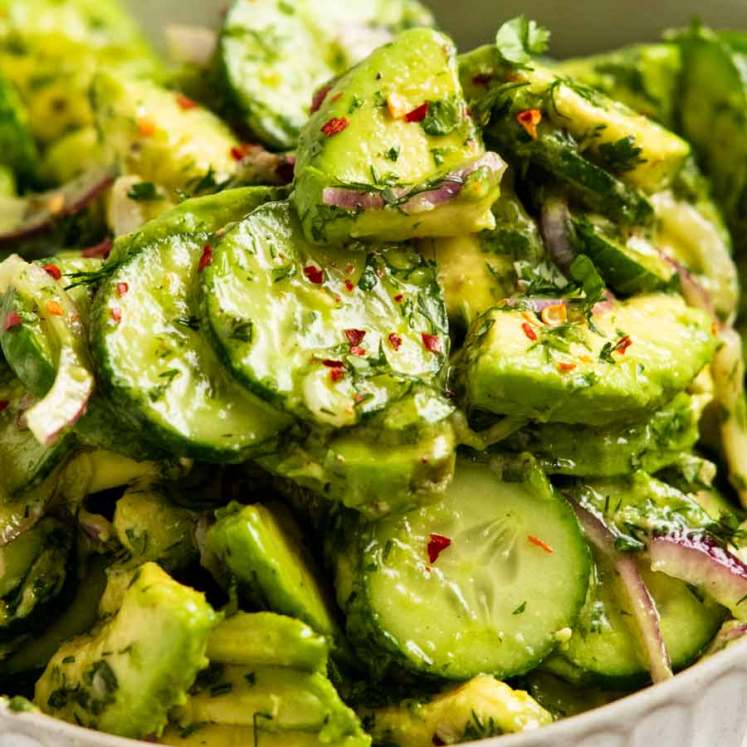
649, 533, 747, 620
572, 502, 673, 683
541, 197, 574, 271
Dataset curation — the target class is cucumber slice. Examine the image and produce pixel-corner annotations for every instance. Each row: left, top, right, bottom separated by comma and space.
260, 386, 456, 518
457, 293, 717, 426
337, 456, 591, 679
552, 552, 725, 688
202, 201, 448, 428
573, 216, 676, 295
506, 391, 702, 477
678, 28, 747, 251
206, 502, 339, 638
207, 612, 329, 672
91, 188, 291, 462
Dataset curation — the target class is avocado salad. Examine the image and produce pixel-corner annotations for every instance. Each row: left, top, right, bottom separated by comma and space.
3, 1, 747, 745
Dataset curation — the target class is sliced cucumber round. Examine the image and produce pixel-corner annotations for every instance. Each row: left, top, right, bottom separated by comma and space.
91, 190, 291, 462
552, 551, 725, 688
202, 201, 448, 428
338, 456, 591, 679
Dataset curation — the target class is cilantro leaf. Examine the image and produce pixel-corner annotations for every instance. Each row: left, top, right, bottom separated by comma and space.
495, 16, 551, 66
421, 98, 461, 136
126, 181, 160, 202
569, 254, 606, 307
597, 136, 646, 173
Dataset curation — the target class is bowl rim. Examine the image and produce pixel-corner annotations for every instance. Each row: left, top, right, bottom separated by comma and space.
2, 638, 746, 746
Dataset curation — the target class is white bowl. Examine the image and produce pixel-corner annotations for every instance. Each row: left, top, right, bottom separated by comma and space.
3, 1, 747, 746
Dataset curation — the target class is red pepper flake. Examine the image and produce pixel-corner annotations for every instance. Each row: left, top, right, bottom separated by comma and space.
3, 312, 21, 331
344, 279, 354, 292
616, 335, 633, 355
110, 307, 122, 323
344, 328, 366, 347
176, 93, 198, 111
0, 400, 9, 413
82, 238, 113, 259
45, 300, 64, 316
42, 263, 61, 280
329, 368, 345, 382
322, 359, 344, 368
137, 118, 156, 137
394, 293, 404, 303
422, 333, 441, 353
198, 244, 213, 272
303, 265, 324, 284
350, 345, 366, 357
116, 282, 129, 297
331, 92, 343, 102
521, 322, 538, 341
321, 117, 349, 137
230, 142, 255, 161
557, 361, 577, 373
528, 535, 554, 554
516, 108, 542, 139
310, 83, 333, 114
405, 102, 429, 123
388, 332, 402, 350
427, 533, 452, 564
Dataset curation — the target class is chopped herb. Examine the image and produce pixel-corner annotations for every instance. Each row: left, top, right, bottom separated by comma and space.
230, 318, 254, 342
385, 146, 400, 162
495, 15, 551, 66
512, 601, 527, 615
126, 181, 160, 202
421, 99, 461, 136
597, 136, 646, 173
348, 95, 364, 114
271, 264, 295, 283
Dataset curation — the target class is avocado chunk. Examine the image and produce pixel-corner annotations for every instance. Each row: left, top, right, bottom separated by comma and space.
506, 391, 705, 477
113, 486, 197, 571
553, 44, 681, 128
207, 612, 329, 672
201, 201, 449, 428
259, 386, 456, 518
365, 674, 552, 746
206, 502, 339, 638
457, 293, 717, 426
172, 664, 367, 744
35, 562, 218, 739
0, 517, 72, 640
293, 28, 505, 244
92, 71, 240, 194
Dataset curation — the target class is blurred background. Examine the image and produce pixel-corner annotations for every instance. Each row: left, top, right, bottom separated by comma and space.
132, 0, 747, 54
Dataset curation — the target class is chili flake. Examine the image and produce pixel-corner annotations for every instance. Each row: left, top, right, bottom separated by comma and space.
322, 359, 344, 368
230, 143, 255, 161
393, 293, 404, 303
422, 333, 441, 353
310, 84, 333, 114
521, 322, 538, 341
110, 307, 122, 323
344, 279, 354, 292
517, 109, 542, 139
388, 333, 402, 350
116, 282, 129, 297
3, 312, 21, 331
616, 335, 633, 355
427, 533, 452, 564
176, 93, 198, 111
329, 368, 344, 382
321, 117, 349, 137
344, 329, 366, 346
82, 239, 113, 259
42, 263, 62, 280
557, 362, 577, 373
405, 102, 429, 123
45, 300, 64, 316
198, 244, 213, 272
137, 118, 156, 137
540, 303, 567, 327
528, 535, 554, 554
303, 265, 324, 284
0, 401, 9, 413
350, 346, 366, 357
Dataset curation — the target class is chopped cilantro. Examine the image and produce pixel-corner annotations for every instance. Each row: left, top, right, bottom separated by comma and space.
495, 15, 551, 66
597, 135, 646, 173
126, 181, 160, 202
421, 98, 461, 136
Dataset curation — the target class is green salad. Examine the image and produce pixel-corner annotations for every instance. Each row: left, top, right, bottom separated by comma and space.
2, 1, 747, 745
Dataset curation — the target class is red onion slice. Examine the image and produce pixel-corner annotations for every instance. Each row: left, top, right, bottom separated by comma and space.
649, 532, 747, 621
573, 503, 673, 683
321, 152, 505, 215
